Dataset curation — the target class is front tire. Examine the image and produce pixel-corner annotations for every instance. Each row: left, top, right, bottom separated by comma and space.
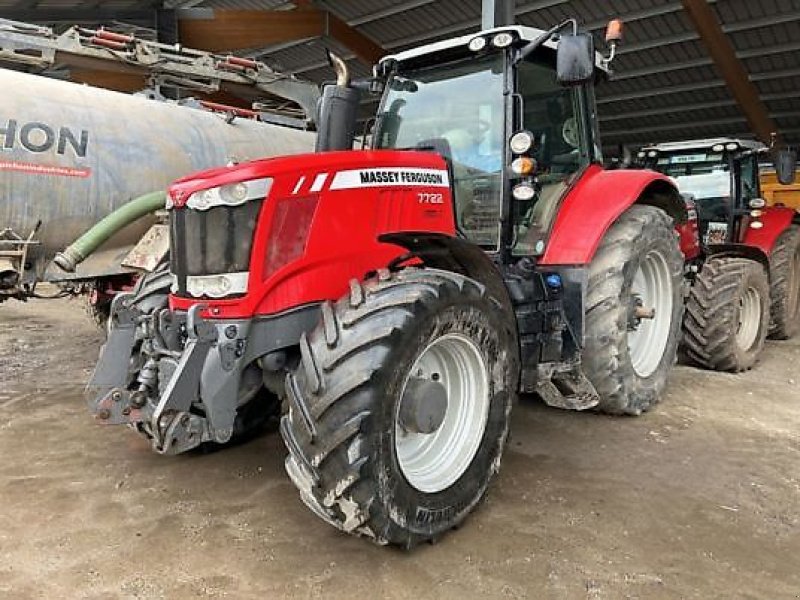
583, 205, 685, 415
769, 224, 800, 340
683, 256, 770, 372
280, 268, 518, 547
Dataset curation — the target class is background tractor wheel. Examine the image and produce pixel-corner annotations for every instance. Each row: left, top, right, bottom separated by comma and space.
280, 268, 518, 548
683, 257, 770, 372
583, 205, 684, 415
769, 224, 800, 340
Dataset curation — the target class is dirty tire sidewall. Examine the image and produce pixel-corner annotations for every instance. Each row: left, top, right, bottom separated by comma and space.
378, 302, 510, 540
683, 257, 770, 372
583, 205, 685, 415
281, 269, 518, 547
769, 224, 800, 340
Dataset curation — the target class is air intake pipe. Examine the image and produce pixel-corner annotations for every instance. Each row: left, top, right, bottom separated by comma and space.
315, 51, 361, 152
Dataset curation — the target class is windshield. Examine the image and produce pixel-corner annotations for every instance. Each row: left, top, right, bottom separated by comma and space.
647, 151, 732, 239
374, 55, 505, 248
646, 150, 728, 178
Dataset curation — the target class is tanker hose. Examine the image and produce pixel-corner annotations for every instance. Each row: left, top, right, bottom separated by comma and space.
53, 191, 166, 273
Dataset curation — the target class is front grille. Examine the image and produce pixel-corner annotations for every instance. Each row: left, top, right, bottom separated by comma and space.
170, 200, 263, 297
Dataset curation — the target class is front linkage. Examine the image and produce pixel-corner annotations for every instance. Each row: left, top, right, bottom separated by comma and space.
86, 275, 317, 454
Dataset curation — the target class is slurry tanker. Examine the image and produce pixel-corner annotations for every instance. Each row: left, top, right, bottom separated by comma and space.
0, 20, 316, 311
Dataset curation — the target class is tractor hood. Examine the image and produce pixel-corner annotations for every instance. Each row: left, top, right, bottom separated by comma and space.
167, 149, 457, 319
167, 150, 452, 208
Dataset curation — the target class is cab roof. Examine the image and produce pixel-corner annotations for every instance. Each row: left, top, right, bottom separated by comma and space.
379, 25, 610, 73
642, 138, 765, 153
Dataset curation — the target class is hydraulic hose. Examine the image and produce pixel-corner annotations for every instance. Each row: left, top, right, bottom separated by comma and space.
53, 190, 166, 273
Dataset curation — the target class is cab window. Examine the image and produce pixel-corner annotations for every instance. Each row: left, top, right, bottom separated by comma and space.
513, 59, 587, 255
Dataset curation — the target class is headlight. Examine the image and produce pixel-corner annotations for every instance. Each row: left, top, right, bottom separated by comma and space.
468, 36, 487, 52
186, 177, 272, 211
492, 32, 514, 48
749, 197, 766, 209
186, 272, 249, 298
512, 182, 536, 201
510, 130, 535, 155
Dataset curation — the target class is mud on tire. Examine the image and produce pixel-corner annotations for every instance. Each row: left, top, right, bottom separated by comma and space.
583, 205, 685, 416
683, 256, 770, 372
769, 224, 800, 340
280, 268, 519, 548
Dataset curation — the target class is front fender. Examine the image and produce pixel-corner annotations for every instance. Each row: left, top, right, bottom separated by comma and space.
378, 231, 517, 338
741, 206, 796, 256
539, 166, 687, 265
705, 243, 770, 273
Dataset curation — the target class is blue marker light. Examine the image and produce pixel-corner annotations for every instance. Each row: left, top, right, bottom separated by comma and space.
545, 274, 562, 289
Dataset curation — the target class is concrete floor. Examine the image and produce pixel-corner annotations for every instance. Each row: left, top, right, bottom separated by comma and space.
1, 296, 799, 599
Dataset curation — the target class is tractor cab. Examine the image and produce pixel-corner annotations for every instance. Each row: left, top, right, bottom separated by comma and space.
369, 24, 610, 259
639, 138, 767, 245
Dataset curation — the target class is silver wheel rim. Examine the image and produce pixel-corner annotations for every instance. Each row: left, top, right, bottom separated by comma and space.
395, 333, 490, 494
736, 286, 762, 350
628, 249, 674, 378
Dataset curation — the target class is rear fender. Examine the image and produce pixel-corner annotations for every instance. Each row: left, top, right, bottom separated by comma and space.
741, 206, 795, 256
539, 167, 688, 265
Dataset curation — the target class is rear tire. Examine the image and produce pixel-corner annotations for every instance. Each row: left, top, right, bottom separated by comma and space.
769, 224, 800, 340
583, 205, 685, 415
683, 256, 770, 372
280, 268, 518, 547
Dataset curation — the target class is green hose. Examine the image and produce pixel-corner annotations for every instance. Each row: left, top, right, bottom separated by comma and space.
54, 191, 166, 272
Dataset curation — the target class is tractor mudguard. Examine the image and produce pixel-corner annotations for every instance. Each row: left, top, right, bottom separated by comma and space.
539, 166, 688, 265
741, 206, 796, 256
378, 231, 517, 333
705, 243, 771, 272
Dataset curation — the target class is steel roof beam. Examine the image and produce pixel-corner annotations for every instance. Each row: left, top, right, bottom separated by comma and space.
603, 111, 800, 138
0, 9, 158, 24
603, 116, 749, 137
177, 7, 384, 64
348, 0, 438, 26
614, 40, 800, 81
617, 10, 800, 56
600, 90, 800, 122
681, 0, 779, 143
598, 66, 800, 104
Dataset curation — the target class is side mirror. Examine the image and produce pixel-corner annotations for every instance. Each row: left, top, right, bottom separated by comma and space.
774, 148, 797, 185
556, 33, 594, 86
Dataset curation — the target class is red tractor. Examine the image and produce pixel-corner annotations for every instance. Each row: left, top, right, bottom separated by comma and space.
640, 139, 800, 371
89, 20, 705, 547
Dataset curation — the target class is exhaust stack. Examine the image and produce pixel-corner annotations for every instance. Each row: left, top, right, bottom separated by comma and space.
315, 51, 360, 152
